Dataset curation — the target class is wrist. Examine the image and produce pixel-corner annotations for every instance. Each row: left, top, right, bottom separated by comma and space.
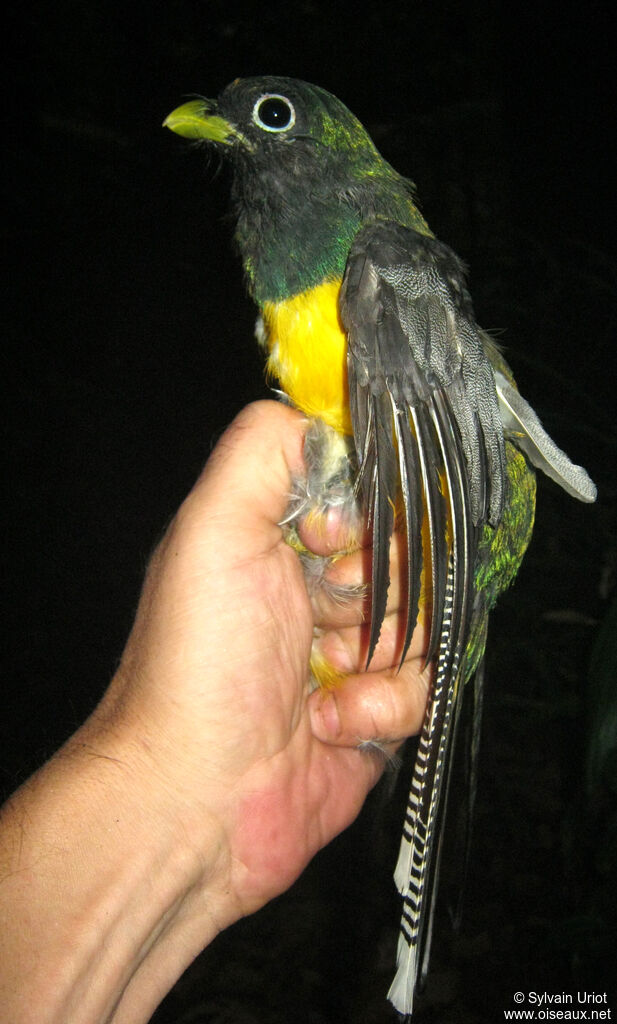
0, 708, 238, 1023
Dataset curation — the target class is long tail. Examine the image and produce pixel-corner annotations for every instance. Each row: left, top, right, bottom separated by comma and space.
388, 394, 476, 1017
387, 557, 467, 1015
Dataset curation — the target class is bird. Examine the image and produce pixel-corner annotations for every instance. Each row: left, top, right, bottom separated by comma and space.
164, 77, 597, 1017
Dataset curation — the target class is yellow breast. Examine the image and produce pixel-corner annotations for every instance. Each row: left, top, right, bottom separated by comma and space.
261, 278, 352, 435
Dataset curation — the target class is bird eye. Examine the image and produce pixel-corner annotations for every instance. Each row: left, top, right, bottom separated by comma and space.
252, 94, 296, 133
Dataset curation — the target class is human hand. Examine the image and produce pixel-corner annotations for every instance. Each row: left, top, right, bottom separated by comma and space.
0, 400, 431, 1024
102, 400, 430, 917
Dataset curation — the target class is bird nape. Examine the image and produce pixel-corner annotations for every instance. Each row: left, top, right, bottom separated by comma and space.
164, 77, 597, 1017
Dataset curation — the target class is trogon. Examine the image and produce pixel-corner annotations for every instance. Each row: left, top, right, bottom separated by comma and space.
164, 77, 597, 1016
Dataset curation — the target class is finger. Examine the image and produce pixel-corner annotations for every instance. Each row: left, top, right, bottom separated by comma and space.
159, 403, 309, 593
316, 609, 429, 675
298, 504, 368, 557
311, 531, 408, 628
170, 401, 307, 567
308, 658, 432, 747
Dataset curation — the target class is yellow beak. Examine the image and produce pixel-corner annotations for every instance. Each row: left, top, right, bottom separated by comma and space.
163, 100, 234, 143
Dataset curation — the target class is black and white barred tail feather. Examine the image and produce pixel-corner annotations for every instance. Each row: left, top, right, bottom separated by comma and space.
453, 653, 486, 931
387, 391, 476, 1015
388, 561, 460, 1014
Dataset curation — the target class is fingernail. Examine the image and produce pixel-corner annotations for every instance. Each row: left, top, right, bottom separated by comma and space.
310, 693, 341, 740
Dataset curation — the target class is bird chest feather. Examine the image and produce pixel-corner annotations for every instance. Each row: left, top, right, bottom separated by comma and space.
261, 279, 353, 436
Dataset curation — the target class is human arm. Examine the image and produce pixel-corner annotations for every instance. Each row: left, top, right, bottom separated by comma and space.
0, 400, 429, 1024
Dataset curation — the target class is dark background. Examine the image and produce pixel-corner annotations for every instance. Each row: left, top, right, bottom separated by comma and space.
4, 2, 616, 1020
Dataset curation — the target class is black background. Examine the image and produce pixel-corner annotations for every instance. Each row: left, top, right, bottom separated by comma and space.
4, 2, 616, 1020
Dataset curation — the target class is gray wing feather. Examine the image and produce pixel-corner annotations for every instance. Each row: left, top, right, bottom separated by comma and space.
340, 219, 596, 1017
496, 373, 597, 503
340, 221, 497, 1015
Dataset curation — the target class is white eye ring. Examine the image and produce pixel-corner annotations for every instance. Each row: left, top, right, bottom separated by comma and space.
252, 93, 296, 133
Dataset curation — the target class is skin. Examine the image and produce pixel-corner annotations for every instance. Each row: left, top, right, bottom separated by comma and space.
0, 400, 430, 1024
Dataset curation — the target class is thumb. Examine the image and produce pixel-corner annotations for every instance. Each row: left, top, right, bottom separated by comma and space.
179, 401, 307, 563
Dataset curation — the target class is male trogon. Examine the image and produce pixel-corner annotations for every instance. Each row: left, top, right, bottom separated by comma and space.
164, 77, 596, 1016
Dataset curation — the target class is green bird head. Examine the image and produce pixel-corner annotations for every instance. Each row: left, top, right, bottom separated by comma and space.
164, 76, 427, 301
165, 76, 381, 160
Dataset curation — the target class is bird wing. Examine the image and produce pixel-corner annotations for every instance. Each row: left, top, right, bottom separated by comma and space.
495, 372, 597, 503
339, 221, 507, 1015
